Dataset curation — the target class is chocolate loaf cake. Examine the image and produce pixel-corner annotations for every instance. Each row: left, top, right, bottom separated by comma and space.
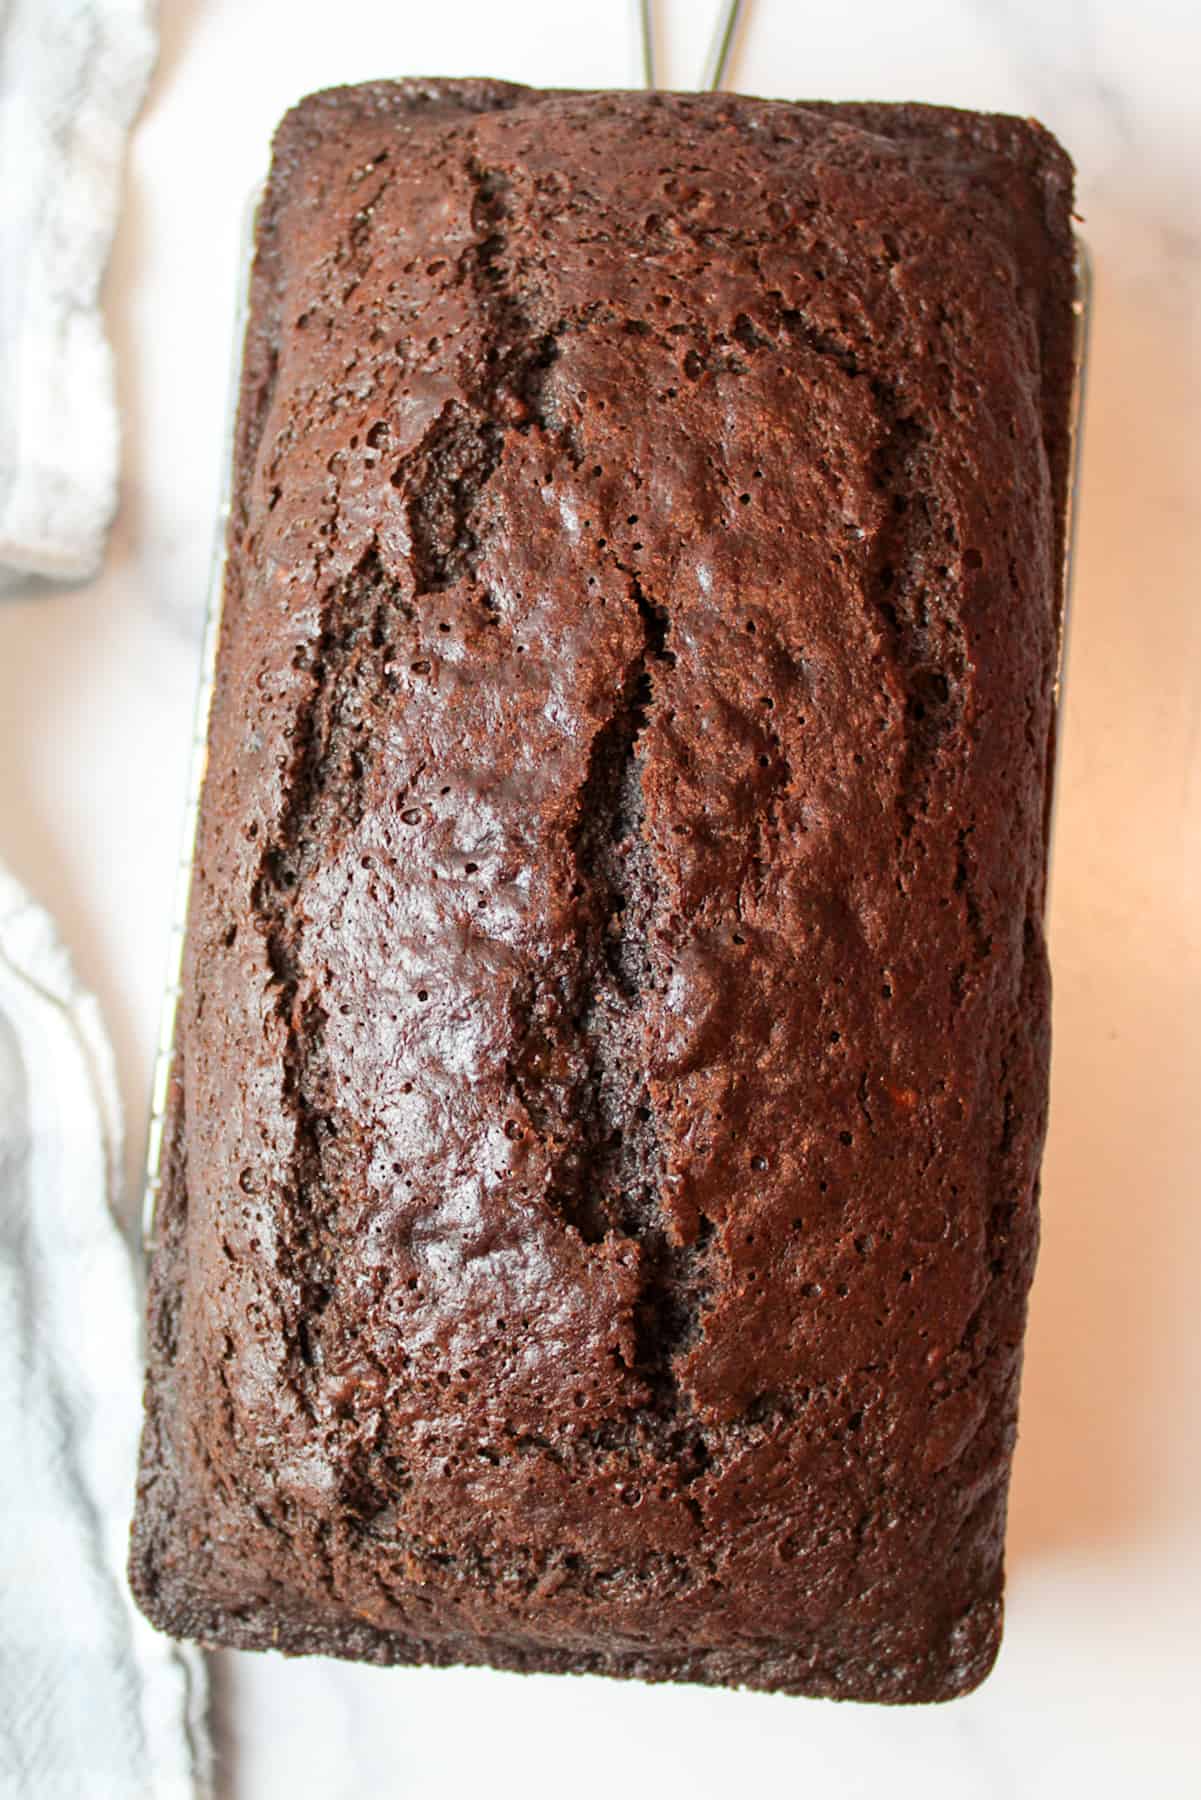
130, 80, 1076, 1703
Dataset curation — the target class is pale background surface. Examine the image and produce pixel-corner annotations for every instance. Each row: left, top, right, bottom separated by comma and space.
2, 0, 1199, 1792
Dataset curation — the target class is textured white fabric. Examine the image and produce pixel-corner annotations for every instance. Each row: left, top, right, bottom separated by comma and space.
0, 867, 208, 1800
0, 0, 156, 581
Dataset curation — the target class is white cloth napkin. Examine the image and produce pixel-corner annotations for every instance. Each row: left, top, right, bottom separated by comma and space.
0, 0, 156, 583
0, 868, 209, 1800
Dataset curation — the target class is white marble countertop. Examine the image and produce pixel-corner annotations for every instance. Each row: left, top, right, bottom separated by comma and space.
3, 0, 1199, 1792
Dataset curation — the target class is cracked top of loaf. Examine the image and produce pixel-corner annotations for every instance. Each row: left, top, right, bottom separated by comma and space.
130, 80, 1075, 1703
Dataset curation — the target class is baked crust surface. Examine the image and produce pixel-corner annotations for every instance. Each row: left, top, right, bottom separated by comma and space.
130, 81, 1075, 1703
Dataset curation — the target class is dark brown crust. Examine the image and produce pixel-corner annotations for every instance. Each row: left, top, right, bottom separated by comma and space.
130, 82, 1075, 1704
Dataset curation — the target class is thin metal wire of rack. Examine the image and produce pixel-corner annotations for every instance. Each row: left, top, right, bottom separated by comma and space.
701, 0, 744, 90
636, 0, 745, 89
636, 0, 656, 87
